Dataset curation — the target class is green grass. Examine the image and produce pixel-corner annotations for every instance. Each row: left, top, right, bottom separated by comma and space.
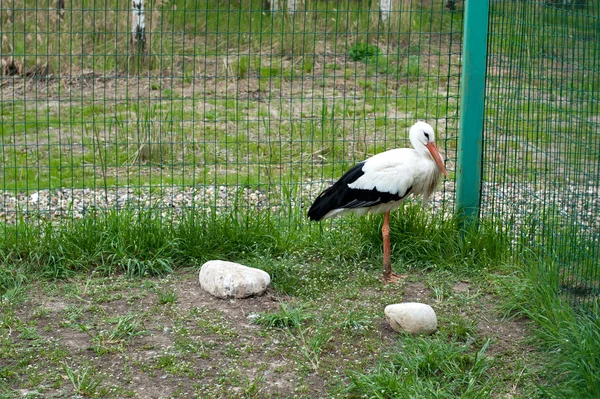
0, 203, 597, 397
0, 0, 462, 192
347, 337, 494, 398
485, 1, 600, 185
0, 202, 506, 290
1, 0, 458, 76
252, 303, 315, 329
502, 261, 600, 398
62, 363, 105, 397
0, 82, 456, 191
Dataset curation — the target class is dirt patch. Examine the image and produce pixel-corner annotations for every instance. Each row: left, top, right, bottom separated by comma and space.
402, 280, 433, 302
452, 281, 470, 293
1, 268, 543, 398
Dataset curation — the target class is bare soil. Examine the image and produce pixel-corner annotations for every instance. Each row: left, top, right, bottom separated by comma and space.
2, 268, 538, 398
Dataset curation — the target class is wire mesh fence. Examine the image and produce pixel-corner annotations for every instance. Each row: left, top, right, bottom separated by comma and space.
0, 0, 462, 225
1, 0, 599, 305
484, 0, 600, 306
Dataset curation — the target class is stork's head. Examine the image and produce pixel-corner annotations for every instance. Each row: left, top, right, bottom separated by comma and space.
409, 121, 448, 178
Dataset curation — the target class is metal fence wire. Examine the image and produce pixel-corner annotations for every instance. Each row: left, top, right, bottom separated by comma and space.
0, 0, 598, 304
0, 0, 461, 223
485, 0, 600, 306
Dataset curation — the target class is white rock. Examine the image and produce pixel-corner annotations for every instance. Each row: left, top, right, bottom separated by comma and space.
384, 303, 438, 335
199, 260, 270, 299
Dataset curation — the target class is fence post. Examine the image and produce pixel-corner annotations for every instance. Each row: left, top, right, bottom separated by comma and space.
455, 0, 490, 224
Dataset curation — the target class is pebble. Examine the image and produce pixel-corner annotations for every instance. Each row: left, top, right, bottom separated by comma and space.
385, 302, 438, 335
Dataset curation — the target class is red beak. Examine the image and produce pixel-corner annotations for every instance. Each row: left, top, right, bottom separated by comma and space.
426, 142, 448, 178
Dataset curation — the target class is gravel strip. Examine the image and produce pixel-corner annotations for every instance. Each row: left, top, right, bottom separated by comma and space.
0, 181, 598, 235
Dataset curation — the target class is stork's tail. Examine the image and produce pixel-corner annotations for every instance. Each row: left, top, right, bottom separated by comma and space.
307, 162, 366, 221
307, 187, 337, 221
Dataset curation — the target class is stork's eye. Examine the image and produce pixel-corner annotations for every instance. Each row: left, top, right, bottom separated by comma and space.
424, 133, 430, 140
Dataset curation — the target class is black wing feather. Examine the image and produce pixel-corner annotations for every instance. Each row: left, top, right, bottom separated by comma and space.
307, 162, 410, 221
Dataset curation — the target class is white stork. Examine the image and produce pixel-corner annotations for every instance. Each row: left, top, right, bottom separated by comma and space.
307, 121, 448, 282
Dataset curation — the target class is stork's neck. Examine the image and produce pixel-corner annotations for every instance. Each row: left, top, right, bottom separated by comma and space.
411, 138, 432, 160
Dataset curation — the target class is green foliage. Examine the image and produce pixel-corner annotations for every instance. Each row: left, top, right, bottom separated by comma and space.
356, 203, 510, 274
251, 303, 314, 329
404, 55, 422, 77
349, 43, 381, 62
502, 262, 600, 399
0, 202, 509, 286
62, 363, 104, 397
347, 337, 495, 398
77, 314, 147, 355
157, 289, 178, 305
0, 265, 28, 303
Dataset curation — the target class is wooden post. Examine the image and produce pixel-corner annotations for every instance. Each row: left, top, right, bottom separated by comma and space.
57, 0, 65, 20
131, 0, 147, 55
379, 0, 391, 22
269, 0, 299, 14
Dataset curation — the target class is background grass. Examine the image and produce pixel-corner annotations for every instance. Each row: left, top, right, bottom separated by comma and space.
1, 0, 462, 191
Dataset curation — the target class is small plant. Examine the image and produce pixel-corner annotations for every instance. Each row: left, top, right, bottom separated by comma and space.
121, 258, 174, 278
62, 363, 104, 396
405, 55, 422, 77
157, 289, 177, 305
78, 314, 146, 355
251, 303, 314, 329
156, 354, 177, 369
105, 315, 146, 342
349, 42, 381, 62
442, 315, 478, 343
242, 374, 265, 397
347, 337, 494, 397
338, 311, 373, 334
302, 57, 315, 73
17, 326, 40, 340
233, 56, 251, 79
0, 266, 27, 303
295, 326, 332, 372
259, 66, 281, 78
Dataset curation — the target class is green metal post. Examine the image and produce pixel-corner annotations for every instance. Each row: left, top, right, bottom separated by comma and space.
455, 0, 490, 223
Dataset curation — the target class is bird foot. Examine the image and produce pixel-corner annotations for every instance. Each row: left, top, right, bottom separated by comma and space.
382, 272, 407, 284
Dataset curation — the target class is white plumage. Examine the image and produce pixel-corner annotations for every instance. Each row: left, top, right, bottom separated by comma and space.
307, 121, 448, 282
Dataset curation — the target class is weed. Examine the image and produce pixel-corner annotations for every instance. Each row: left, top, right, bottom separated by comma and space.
294, 325, 333, 372
0, 266, 28, 304
157, 289, 177, 305
78, 314, 146, 354
120, 257, 174, 278
233, 56, 251, 79
62, 363, 104, 397
441, 315, 478, 343
349, 42, 381, 62
404, 55, 422, 77
242, 374, 265, 398
347, 337, 494, 398
156, 354, 177, 369
338, 311, 374, 334
17, 326, 39, 341
251, 303, 314, 329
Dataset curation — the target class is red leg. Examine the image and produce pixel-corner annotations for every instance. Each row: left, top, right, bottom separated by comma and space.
381, 211, 406, 284
382, 211, 391, 277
